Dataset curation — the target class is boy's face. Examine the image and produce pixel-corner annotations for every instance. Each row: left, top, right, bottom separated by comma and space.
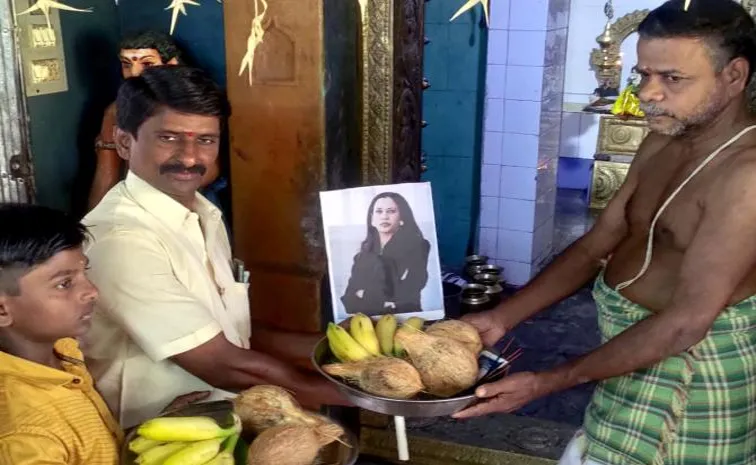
0, 248, 98, 341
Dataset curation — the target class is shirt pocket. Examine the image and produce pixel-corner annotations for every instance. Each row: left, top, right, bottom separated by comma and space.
220, 282, 251, 348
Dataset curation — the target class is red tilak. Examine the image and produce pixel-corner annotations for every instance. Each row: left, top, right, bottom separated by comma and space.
184, 131, 196, 137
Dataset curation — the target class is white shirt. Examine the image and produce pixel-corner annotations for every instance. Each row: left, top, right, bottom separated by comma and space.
81, 171, 251, 428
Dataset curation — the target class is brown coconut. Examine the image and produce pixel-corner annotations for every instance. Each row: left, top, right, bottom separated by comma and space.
394, 327, 478, 397
426, 320, 483, 355
247, 423, 344, 465
232, 385, 319, 433
323, 357, 425, 399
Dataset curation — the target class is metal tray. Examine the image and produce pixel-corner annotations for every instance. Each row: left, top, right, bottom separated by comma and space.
121, 400, 359, 465
312, 337, 481, 418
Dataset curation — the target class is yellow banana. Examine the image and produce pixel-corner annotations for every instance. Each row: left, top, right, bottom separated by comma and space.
405, 317, 425, 330
200, 433, 239, 465
162, 438, 225, 465
349, 314, 382, 356
394, 317, 425, 356
201, 452, 234, 465
327, 322, 373, 362
135, 441, 188, 465
375, 314, 397, 356
137, 414, 241, 442
128, 436, 164, 455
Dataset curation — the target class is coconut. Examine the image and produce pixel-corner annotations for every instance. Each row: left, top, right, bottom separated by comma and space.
426, 320, 483, 355
394, 327, 479, 397
247, 423, 344, 465
323, 357, 424, 399
232, 385, 319, 433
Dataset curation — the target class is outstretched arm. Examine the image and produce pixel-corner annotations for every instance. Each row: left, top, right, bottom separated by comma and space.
455, 158, 756, 418
464, 134, 665, 340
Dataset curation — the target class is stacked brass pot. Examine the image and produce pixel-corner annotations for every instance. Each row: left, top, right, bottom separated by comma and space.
461, 255, 505, 313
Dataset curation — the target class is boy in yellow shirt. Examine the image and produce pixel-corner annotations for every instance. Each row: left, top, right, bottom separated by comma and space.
0, 204, 122, 464
0, 204, 209, 464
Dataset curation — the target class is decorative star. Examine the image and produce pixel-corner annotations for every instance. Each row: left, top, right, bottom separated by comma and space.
16, 0, 92, 30
165, 0, 199, 35
683, 0, 691, 10
450, 0, 490, 26
238, 0, 268, 86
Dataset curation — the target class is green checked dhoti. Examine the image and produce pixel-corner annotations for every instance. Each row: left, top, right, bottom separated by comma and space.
580, 273, 756, 465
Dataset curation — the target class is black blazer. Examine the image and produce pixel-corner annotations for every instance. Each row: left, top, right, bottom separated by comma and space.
341, 229, 431, 315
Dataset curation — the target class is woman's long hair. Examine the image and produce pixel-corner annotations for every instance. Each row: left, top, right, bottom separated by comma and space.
361, 192, 424, 254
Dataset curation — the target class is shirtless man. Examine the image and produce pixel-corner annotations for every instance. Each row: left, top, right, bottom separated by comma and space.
456, 1, 756, 464
89, 30, 218, 210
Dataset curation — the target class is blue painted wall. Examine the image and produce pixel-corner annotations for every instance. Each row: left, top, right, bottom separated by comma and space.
28, 4, 122, 217
421, 1, 487, 271
116, 0, 227, 88
28, 0, 226, 217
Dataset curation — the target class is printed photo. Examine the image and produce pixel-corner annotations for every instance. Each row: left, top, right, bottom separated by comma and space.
320, 183, 445, 323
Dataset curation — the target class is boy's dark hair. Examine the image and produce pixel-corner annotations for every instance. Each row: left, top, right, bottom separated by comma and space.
0, 204, 87, 296
638, 0, 756, 83
116, 65, 231, 138
119, 30, 182, 64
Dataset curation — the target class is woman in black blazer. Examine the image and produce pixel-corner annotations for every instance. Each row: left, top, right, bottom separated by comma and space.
341, 192, 431, 316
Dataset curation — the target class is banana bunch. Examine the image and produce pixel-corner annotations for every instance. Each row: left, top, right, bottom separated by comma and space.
128, 414, 242, 465
326, 314, 425, 362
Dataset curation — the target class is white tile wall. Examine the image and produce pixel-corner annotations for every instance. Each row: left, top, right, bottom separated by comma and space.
502, 133, 539, 168
508, 30, 547, 66
489, 0, 511, 30
505, 65, 544, 101
500, 260, 532, 286
481, 164, 501, 197
486, 64, 507, 99
498, 197, 536, 231
483, 131, 503, 165
500, 165, 537, 200
480, 196, 500, 228
504, 99, 541, 135
478, 0, 569, 286
509, 0, 548, 31
478, 227, 498, 258
487, 30, 509, 65
497, 229, 534, 262
484, 98, 505, 132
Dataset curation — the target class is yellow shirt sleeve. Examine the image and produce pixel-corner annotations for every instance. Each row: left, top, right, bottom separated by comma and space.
0, 430, 68, 465
86, 230, 222, 362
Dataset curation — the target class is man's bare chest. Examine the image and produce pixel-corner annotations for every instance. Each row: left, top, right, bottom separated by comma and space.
626, 155, 716, 251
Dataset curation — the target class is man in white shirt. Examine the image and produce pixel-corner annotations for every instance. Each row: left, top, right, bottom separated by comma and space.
82, 65, 349, 428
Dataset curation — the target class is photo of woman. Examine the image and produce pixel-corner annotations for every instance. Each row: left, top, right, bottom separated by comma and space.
340, 192, 431, 315
320, 182, 444, 323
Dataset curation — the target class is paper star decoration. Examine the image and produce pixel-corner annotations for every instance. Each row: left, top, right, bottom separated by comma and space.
16, 0, 92, 30
165, 0, 199, 35
450, 0, 490, 26
683, 0, 691, 10
238, 0, 268, 86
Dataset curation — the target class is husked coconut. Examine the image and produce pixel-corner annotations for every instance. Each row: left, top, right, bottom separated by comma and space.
323, 357, 424, 399
426, 320, 483, 355
232, 385, 318, 433
394, 327, 478, 397
247, 423, 344, 465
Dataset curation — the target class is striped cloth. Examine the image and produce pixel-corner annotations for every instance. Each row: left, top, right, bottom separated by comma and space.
582, 273, 756, 465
